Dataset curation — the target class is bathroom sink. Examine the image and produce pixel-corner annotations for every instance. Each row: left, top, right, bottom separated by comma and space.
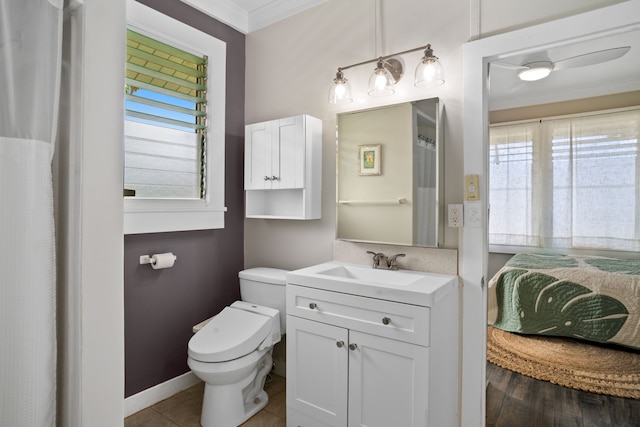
286, 262, 457, 306
316, 264, 423, 286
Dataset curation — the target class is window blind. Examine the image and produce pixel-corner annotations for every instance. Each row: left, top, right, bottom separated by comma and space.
125, 29, 206, 129
124, 29, 208, 199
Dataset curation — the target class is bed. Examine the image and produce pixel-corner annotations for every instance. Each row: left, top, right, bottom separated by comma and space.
488, 253, 640, 350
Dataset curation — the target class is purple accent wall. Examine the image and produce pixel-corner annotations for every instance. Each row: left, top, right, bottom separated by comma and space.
124, 0, 245, 398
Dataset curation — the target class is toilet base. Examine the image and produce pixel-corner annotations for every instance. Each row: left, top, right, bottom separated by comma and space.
198, 352, 273, 427
201, 386, 269, 427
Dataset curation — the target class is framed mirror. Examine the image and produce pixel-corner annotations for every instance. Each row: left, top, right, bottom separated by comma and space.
336, 98, 444, 247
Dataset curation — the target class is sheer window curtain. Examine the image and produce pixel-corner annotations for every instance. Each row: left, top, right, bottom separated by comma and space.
0, 0, 63, 425
490, 109, 640, 252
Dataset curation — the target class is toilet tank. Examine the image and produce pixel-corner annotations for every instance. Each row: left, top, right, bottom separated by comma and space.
239, 268, 288, 332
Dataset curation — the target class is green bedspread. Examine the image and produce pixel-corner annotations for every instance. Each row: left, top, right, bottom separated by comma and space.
488, 253, 640, 350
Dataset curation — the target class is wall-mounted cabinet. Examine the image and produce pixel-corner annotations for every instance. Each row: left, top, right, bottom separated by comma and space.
245, 115, 322, 219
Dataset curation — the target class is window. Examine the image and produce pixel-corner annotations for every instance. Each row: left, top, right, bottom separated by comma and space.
489, 108, 640, 252
125, 29, 206, 199
124, 0, 226, 234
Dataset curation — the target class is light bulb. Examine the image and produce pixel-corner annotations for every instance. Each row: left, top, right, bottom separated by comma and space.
368, 59, 394, 96
517, 62, 553, 81
374, 73, 387, 90
328, 69, 353, 104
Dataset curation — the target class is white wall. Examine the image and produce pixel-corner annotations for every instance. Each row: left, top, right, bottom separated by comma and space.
244, 0, 469, 271
56, 1, 125, 426
80, 1, 126, 424
243, 0, 621, 270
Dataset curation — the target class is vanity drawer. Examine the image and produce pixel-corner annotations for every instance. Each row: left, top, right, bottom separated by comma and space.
286, 285, 430, 347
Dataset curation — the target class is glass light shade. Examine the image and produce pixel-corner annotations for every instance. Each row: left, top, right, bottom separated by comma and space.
414, 57, 445, 88
518, 63, 553, 81
328, 71, 353, 104
368, 60, 395, 96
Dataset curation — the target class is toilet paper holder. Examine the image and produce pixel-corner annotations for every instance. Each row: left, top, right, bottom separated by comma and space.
139, 252, 177, 269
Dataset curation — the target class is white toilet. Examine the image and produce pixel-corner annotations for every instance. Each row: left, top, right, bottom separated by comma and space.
187, 268, 288, 427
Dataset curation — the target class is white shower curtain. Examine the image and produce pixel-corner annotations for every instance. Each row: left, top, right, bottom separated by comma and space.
1, 0, 63, 425
415, 142, 437, 246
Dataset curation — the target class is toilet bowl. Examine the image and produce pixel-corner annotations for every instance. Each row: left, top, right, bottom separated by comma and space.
187, 268, 287, 427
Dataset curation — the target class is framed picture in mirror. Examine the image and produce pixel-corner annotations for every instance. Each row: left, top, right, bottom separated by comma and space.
358, 144, 381, 175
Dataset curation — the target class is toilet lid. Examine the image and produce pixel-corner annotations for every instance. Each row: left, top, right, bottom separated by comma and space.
188, 306, 272, 363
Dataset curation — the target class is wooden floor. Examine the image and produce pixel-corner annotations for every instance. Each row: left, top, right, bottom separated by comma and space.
486, 362, 640, 427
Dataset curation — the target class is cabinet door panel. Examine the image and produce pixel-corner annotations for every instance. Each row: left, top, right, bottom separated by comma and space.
275, 115, 305, 189
287, 316, 348, 427
245, 121, 271, 189
348, 331, 430, 427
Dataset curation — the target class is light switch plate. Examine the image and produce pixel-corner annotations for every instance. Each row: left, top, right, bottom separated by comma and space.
464, 201, 482, 228
465, 174, 479, 201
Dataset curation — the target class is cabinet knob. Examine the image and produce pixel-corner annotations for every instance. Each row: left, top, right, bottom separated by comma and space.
264, 176, 271, 181
382, 316, 391, 325
309, 302, 317, 310
349, 343, 357, 351
271, 175, 279, 181
336, 341, 344, 348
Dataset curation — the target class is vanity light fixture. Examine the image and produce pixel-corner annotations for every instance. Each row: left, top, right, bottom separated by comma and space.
328, 43, 444, 104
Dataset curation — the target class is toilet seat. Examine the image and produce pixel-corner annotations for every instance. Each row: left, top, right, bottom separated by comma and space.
188, 306, 272, 363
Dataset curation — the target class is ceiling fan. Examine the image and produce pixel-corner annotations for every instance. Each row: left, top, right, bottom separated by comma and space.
491, 46, 631, 81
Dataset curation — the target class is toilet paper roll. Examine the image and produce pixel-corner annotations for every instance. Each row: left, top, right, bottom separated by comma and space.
151, 252, 176, 270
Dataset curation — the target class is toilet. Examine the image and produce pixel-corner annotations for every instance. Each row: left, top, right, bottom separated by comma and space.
187, 268, 288, 427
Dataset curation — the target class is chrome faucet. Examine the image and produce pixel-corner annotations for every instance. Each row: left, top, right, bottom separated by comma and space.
388, 253, 406, 270
366, 251, 406, 270
366, 251, 386, 268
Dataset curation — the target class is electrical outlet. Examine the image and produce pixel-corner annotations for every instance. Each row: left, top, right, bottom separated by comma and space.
448, 204, 463, 227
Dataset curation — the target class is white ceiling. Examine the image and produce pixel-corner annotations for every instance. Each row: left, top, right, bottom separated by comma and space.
179, 0, 326, 33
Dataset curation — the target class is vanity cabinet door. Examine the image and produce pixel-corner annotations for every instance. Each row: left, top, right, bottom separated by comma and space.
287, 316, 348, 427
348, 331, 430, 427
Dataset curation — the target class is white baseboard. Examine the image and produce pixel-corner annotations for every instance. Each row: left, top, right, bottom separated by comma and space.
124, 371, 201, 417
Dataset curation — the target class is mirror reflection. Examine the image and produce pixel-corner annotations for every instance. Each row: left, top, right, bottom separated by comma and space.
336, 98, 443, 247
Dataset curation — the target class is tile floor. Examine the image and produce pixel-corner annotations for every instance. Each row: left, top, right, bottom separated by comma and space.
124, 374, 286, 427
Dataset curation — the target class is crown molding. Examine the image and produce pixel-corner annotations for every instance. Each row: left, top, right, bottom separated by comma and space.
248, 0, 326, 32
179, 0, 250, 33
178, 0, 326, 34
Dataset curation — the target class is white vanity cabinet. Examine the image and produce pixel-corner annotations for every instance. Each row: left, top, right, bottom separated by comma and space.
286, 279, 459, 427
245, 115, 322, 219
